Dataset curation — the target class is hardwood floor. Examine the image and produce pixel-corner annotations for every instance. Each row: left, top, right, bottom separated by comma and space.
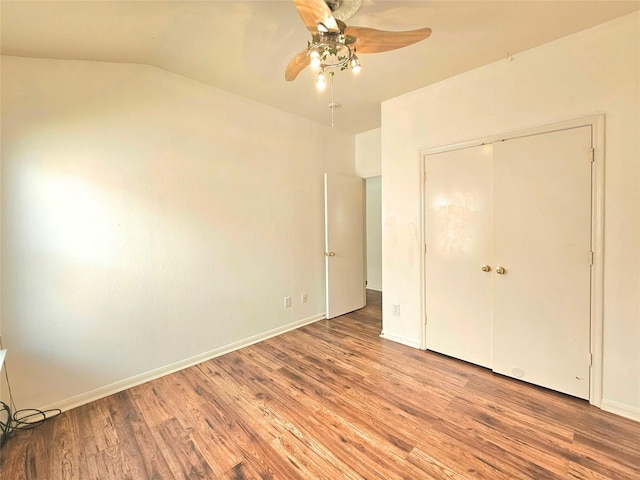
1, 290, 639, 479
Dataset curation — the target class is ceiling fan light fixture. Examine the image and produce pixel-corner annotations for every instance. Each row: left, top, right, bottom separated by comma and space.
350, 53, 361, 73
286, 0, 430, 126
286, 0, 431, 85
310, 50, 322, 69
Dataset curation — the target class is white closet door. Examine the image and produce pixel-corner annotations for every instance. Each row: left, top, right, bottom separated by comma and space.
424, 144, 494, 368
492, 126, 592, 399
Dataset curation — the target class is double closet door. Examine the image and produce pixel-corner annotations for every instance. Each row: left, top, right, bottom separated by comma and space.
424, 126, 593, 400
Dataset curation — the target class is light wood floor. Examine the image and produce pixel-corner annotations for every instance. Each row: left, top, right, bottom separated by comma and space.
1, 290, 639, 479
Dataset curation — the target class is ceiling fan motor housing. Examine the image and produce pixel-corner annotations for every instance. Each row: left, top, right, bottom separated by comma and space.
325, 0, 362, 21
325, 0, 342, 12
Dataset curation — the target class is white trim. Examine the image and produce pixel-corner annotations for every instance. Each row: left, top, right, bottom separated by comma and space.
589, 115, 605, 408
380, 330, 421, 349
41, 313, 326, 413
419, 147, 427, 351
0, 350, 5, 402
420, 114, 606, 156
420, 114, 605, 409
324, 173, 331, 316
0, 350, 6, 373
601, 399, 640, 423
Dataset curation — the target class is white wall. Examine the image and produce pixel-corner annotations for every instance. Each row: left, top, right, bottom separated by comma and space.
355, 128, 381, 178
1, 56, 355, 410
365, 177, 382, 291
381, 12, 640, 419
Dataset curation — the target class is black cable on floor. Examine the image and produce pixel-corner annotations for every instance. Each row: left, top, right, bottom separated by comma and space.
0, 339, 61, 448
1, 401, 62, 448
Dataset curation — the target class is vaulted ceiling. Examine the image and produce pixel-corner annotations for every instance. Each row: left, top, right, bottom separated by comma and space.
2, 1, 639, 133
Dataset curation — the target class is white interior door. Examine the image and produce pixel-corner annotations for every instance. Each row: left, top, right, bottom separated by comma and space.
424, 145, 494, 368
492, 126, 592, 399
324, 173, 365, 319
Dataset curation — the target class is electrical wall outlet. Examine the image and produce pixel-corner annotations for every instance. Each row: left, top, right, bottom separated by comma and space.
284, 296, 291, 308
301, 293, 308, 303
392, 304, 401, 316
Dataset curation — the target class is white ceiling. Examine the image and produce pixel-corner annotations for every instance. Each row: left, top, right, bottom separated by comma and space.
2, 1, 639, 134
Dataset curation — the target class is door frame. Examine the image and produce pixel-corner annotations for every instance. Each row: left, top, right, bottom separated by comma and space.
419, 114, 605, 407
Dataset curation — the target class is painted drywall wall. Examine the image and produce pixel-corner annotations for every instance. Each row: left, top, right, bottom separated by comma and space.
355, 128, 381, 178
365, 177, 382, 291
1, 56, 355, 410
381, 12, 640, 419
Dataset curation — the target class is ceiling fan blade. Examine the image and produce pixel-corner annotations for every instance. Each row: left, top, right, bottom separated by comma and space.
285, 49, 310, 81
293, 0, 340, 33
344, 26, 432, 53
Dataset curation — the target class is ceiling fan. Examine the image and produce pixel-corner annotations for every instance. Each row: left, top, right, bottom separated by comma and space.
285, 0, 432, 84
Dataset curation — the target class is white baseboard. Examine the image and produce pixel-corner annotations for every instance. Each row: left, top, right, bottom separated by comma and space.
379, 330, 421, 349
601, 399, 640, 422
44, 313, 326, 413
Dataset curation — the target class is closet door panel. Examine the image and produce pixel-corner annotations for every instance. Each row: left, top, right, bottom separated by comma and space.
424, 145, 493, 368
492, 127, 592, 399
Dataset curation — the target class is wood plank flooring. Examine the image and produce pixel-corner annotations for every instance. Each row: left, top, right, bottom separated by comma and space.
1, 290, 639, 479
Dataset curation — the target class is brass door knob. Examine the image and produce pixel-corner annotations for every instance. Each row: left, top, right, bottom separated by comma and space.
325, 251, 336, 257
496, 266, 506, 275
481, 265, 491, 272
